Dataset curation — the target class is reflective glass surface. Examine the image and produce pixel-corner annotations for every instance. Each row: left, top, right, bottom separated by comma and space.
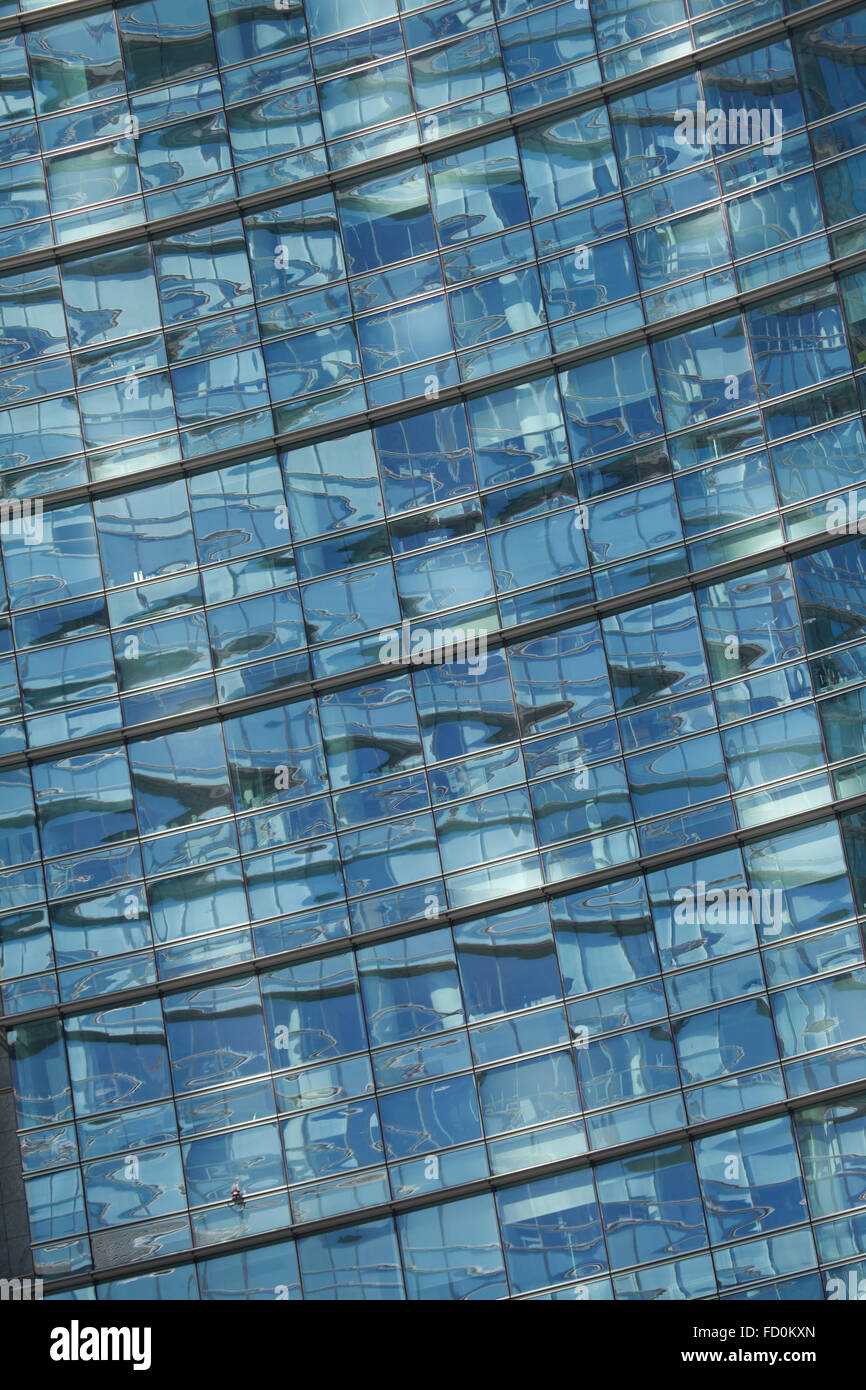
2, 0, 866, 1304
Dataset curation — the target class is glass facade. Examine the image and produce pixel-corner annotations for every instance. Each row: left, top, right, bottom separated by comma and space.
2, 0, 866, 1303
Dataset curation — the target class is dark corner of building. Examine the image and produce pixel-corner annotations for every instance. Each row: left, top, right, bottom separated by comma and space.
0, 1031, 33, 1280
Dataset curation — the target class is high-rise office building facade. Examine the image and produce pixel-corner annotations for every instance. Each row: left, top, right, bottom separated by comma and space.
1, 0, 866, 1302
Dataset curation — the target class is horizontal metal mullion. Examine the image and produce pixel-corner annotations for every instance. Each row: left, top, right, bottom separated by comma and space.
3, 779, 865, 1031
32, 1069, 866, 1297
0, 509, 854, 775
0, 0, 857, 280
18, 239, 866, 525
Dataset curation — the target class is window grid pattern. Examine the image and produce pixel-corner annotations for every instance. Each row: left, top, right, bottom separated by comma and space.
2, 5, 866, 501
4, 0, 866, 1304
